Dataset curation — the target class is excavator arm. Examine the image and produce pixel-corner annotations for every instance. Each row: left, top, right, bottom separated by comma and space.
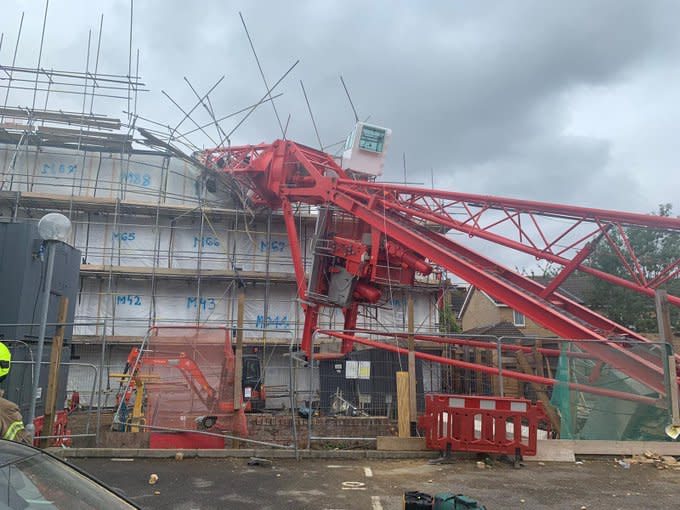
126, 347, 229, 413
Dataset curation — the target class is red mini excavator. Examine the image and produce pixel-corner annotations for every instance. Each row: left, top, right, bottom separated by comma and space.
117, 326, 264, 436
200, 122, 680, 408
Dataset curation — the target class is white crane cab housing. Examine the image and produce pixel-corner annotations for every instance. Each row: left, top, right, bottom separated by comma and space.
341, 122, 392, 178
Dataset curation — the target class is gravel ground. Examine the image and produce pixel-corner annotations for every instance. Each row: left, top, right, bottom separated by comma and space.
71, 456, 680, 509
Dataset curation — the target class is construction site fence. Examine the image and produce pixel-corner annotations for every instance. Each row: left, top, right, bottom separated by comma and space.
2, 325, 676, 448
303, 331, 676, 446
110, 327, 301, 452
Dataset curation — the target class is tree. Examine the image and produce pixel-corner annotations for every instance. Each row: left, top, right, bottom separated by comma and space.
439, 303, 461, 334
585, 204, 680, 333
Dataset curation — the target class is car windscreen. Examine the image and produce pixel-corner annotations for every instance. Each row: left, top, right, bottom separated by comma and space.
0, 452, 137, 509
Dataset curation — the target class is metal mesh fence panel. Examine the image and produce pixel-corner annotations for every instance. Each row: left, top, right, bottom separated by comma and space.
497, 337, 673, 441
132, 326, 247, 436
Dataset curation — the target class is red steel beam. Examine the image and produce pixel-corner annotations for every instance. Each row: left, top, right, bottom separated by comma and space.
325, 331, 660, 406
282, 199, 308, 300
353, 329, 595, 360
339, 179, 680, 230
328, 189, 667, 394
540, 234, 602, 299
414, 222, 644, 340
412, 220, 680, 371
337, 185, 680, 308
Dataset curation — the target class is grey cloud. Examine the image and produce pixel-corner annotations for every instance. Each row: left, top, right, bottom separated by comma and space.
1, 0, 679, 214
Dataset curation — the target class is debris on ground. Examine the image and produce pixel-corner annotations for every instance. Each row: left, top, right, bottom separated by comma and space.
476, 461, 486, 469
148, 474, 159, 485
248, 457, 272, 467
620, 452, 680, 470
616, 459, 630, 469
175, 452, 184, 461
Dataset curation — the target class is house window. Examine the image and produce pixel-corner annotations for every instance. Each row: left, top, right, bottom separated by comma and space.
513, 310, 526, 327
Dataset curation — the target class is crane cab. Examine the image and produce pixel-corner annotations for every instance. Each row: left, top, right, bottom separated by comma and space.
341, 122, 392, 177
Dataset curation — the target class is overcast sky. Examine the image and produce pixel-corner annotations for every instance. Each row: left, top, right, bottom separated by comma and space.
2, 0, 679, 219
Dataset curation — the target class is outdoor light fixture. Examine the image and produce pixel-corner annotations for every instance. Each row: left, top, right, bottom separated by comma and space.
26, 212, 73, 438
38, 212, 72, 242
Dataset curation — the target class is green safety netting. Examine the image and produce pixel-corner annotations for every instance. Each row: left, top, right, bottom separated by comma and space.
550, 342, 670, 441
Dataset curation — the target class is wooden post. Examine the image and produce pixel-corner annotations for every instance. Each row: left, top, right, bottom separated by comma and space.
656, 290, 678, 352
515, 351, 561, 434
407, 294, 417, 436
41, 297, 68, 448
490, 349, 499, 395
232, 288, 245, 447
474, 349, 483, 393
656, 290, 680, 425
396, 371, 410, 438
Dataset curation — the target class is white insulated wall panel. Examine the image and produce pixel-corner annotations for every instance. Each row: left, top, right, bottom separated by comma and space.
74, 278, 108, 337
118, 153, 165, 202
0, 146, 78, 194
0, 146, 224, 207
111, 279, 152, 336
165, 157, 199, 206
73, 215, 171, 267
164, 156, 236, 207
243, 283, 299, 339
153, 280, 230, 326
231, 228, 293, 273
170, 217, 230, 270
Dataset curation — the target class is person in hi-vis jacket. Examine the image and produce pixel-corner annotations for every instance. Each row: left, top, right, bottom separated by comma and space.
0, 342, 29, 443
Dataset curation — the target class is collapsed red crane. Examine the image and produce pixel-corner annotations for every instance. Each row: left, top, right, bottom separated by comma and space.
202, 139, 680, 401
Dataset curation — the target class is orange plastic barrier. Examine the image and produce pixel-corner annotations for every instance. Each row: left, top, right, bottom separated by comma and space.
418, 394, 548, 458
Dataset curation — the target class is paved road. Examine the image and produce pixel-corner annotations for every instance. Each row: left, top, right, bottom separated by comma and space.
71, 457, 680, 509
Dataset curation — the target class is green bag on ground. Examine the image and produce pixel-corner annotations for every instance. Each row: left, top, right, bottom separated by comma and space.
434, 492, 487, 510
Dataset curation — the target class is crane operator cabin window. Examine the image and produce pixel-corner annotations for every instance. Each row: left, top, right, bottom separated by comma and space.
358, 125, 386, 153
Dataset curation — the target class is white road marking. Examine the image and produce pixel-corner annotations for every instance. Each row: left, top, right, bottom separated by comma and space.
341, 481, 366, 491
371, 496, 383, 510
110, 458, 134, 462
363, 466, 373, 477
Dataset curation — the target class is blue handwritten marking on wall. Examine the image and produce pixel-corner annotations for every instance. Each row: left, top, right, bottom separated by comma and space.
112, 232, 136, 241
186, 297, 217, 310
41, 163, 77, 175
121, 170, 152, 187
194, 236, 220, 249
259, 240, 286, 252
116, 294, 142, 306
256, 315, 290, 329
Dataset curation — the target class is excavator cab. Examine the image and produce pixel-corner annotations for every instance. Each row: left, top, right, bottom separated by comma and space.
243, 354, 265, 412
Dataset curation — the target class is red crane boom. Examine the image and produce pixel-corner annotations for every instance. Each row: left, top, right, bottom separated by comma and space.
202, 140, 680, 399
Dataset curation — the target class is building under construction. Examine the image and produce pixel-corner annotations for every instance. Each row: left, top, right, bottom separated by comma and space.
0, 68, 442, 411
